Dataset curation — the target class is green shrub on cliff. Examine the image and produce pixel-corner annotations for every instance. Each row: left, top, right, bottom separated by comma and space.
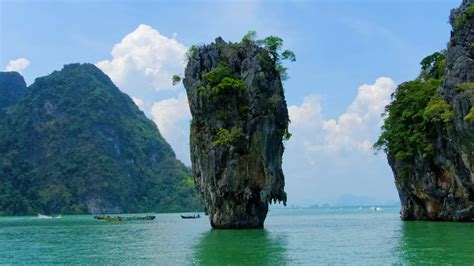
465, 107, 474, 122
242, 31, 257, 42
424, 95, 454, 124
375, 52, 454, 161
242, 31, 295, 80
456, 82, 474, 93
213, 77, 246, 94
172, 74, 182, 85
186, 45, 199, 62
282, 128, 292, 141
213, 127, 240, 146
453, 2, 474, 29
419, 51, 446, 81
200, 64, 247, 98
203, 65, 237, 85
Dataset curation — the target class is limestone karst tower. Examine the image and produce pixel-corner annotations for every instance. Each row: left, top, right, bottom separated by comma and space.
183, 37, 290, 228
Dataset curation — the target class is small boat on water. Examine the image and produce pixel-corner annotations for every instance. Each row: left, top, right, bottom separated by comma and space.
180, 214, 200, 219
371, 207, 382, 211
38, 214, 62, 219
94, 215, 156, 222
105, 216, 123, 222
94, 215, 106, 220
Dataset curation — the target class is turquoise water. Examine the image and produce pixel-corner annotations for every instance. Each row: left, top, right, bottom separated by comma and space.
0, 207, 473, 265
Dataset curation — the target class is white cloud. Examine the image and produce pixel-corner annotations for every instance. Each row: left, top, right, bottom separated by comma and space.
94, 24, 398, 205
284, 77, 398, 205
96, 24, 191, 163
151, 93, 191, 165
5, 58, 30, 73
96, 24, 187, 95
144, 77, 398, 205
287, 77, 395, 153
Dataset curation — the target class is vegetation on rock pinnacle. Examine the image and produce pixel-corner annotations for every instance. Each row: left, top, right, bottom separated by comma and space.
183, 34, 293, 228
375, 51, 453, 162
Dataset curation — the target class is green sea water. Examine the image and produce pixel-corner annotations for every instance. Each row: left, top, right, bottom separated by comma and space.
0, 207, 472, 265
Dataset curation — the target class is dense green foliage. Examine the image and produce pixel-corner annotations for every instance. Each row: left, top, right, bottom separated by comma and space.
453, 2, 474, 29
197, 64, 248, 116
282, 128, 292, 141
201, 65, 247, 97
242, 31, 296, 80
172, 74, 182, 85
465, 107, 474, 122
456, 82, 474, 93
0, 72, 26, 109
196, 64, 249, 143
375, 52, 454, 161
241, 31, 293, 139
419, 51, 446, 81
242, 31, 257, 42
187, 33, 292, 146
0, 64, 201, 215
186, 45, 199, 62
213, 127, 241, 146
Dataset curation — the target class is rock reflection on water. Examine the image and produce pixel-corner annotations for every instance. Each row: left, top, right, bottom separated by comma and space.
399, 221, 474, 264
193, 229, 287, 265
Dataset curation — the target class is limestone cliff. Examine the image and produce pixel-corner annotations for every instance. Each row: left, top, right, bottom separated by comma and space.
183, 37, 289, 228
378, 0, 474, 221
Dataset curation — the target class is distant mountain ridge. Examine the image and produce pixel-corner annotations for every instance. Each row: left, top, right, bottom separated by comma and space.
0, 63, 201, 215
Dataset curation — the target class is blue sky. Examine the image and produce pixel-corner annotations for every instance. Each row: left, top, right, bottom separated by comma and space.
1, 0, 460, 206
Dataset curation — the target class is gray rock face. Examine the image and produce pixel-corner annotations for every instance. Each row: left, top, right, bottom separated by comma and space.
392, 0, 474, 221
183, 38, 288, 228
0, 72, 27, 109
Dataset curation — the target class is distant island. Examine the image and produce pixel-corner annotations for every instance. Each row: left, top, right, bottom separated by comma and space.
0, 64, 201, 215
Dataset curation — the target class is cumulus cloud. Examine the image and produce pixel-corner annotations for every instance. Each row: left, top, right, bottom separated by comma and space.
284, 77, 398, 205
96, 24, 187, 95
143, 77, 398, 205
96, 24, 191, 163
287, 77, 395, 153
94, 24, 398, 205
5, 58, 30, 73
151, 93, 191, 165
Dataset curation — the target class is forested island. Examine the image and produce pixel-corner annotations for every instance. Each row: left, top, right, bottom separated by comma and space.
0, 64, 201, 215
375, 0, 473, 221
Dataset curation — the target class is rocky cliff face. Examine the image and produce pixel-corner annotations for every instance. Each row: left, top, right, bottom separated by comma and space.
0, 64, 200, 215
183, 38, 289, 228
386, 0, 473, 221
0, 72, 26, 109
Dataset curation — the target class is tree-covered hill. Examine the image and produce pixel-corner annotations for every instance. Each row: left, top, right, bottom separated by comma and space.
0, 71, 26, 109
0, 63, 201, 215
